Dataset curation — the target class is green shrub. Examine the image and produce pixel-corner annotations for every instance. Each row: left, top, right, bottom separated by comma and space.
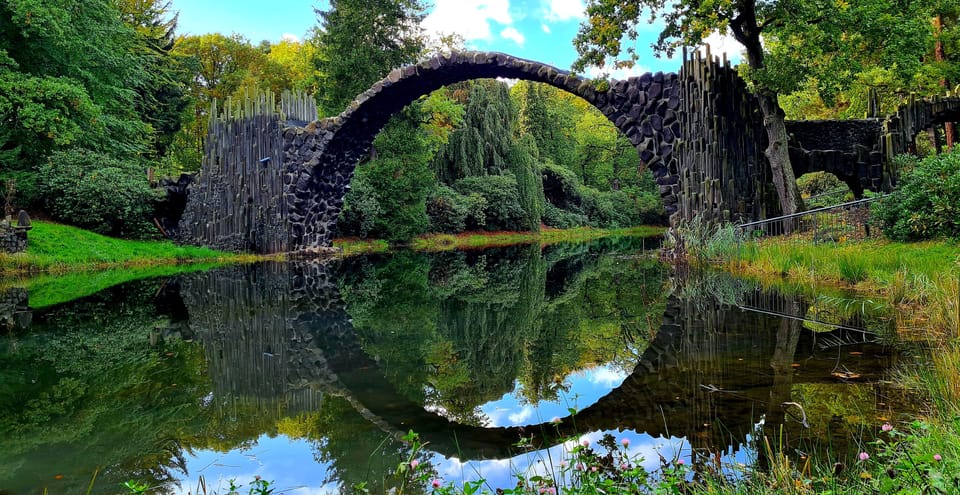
425, 185, 486, 233
797, 171, 853, 208
337, 173, 382, 238
873, 151, 960, 241
453, 174, 530, 231
542, 202, 588, 229
38, 149, 161, 238
541, 162, 666, 228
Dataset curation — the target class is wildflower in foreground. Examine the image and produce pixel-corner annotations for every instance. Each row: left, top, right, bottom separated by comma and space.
581, 439, 589, 447
621, 438, 630, 447
677, 459, 685, 465
431, 479, 441, 488
859, 452, 870, 461
934, 454, 943, 461
550, 416, 561, 424
881, 423, 893, 432
410, 459, 420, 469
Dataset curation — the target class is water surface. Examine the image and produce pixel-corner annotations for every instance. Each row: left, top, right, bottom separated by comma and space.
0, 236, 909, 494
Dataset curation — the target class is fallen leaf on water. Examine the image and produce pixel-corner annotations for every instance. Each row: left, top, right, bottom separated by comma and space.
832, 371, 862, 379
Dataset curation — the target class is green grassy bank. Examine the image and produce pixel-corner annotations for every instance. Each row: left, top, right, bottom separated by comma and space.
0, 221, 252, 276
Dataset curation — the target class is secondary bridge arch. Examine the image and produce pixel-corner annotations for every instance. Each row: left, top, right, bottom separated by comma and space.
282, 51, 683, 249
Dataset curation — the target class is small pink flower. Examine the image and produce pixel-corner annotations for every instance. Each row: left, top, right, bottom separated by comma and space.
620, 463, 629, 470
934, 454, 943, 461
431, 479, 441, 489
677, 459, 685, 465
575, 463, 585, 471
410, 459, 420, 469
591, 466, 598, 472
882, 423, 893, 432
859, 452, 870, 461
254, 475, 261, 481
581, 439, 590, 447
546, 488, 556, 495
621, 438, 630, 447
550, 416, 561, 424
559, 460, 568, 468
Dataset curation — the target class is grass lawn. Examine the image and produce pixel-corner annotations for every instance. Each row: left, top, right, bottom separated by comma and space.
0, 221, 260, 276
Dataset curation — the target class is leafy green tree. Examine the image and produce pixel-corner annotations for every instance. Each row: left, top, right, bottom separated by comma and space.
340, 109, 433, 241
514, 81, 578, 169
115, 0, 189, 159
310, 0, 427, 115
0, 0, 153, 204
435, 81, 520, 182
574, 0, 809, 216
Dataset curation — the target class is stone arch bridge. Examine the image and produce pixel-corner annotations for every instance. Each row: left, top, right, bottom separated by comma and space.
172, 51, 960, 253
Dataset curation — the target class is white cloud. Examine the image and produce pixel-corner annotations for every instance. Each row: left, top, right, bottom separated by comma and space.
541, 23, 551, 34
423, 0, 513, 42
701, 31, 744, 63
280, 33, 299, 42
543, 0, 585, 22
500, 26, 526, 45
584, 64, 654, 81
507, 405, 534, 424
587, 366, 629, 387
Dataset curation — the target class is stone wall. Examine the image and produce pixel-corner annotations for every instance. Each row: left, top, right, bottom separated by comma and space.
673, 50, 773, 223
0, 287, 30, 331
173, 92, 316, 253
0, 217, 29, 254
786, 120, 885, 195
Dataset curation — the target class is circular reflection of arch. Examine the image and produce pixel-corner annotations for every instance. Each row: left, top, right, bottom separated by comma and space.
319, 295, 893, 461
285, 51, 682, 249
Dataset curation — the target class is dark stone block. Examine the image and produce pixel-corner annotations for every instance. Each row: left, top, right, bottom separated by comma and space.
648, 82, 662, 99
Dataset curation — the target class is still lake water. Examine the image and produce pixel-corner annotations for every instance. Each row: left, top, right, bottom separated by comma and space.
1, 236, 912, 494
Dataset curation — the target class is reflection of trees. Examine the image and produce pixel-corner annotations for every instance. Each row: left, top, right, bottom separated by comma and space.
340, 238, 668, 424
0, 282, 211, 494
299, 396, 434, 495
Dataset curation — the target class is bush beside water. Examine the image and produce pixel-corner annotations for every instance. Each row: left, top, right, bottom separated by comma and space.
873, 151, 960, 241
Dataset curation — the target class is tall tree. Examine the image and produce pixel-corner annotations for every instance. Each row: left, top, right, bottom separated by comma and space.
115, 0, 189, 158
310, 0, 427, 116
435, 81, 519, 182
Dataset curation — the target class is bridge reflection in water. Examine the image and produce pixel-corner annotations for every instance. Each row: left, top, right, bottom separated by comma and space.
173, 250, 899, 470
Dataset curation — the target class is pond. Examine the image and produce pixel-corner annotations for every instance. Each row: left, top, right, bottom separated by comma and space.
0, 236, 914, 494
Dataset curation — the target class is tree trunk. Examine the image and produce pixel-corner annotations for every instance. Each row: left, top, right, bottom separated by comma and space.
758, 92, 804, 217
934, 15, 956, 149
730, 0, 804, 217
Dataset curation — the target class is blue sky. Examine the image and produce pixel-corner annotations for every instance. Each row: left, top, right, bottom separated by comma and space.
171, 0, 742, 77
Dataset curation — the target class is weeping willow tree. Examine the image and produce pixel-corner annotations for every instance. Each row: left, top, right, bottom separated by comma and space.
434, 80, 543, 231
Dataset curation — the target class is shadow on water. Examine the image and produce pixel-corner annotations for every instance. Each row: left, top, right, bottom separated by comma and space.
0, 235, 914, 493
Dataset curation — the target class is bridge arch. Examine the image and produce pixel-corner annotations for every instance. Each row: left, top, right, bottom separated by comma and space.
282, 52, 683, 249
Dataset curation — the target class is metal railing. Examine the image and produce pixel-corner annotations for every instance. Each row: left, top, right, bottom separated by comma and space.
736, 196, 884, 242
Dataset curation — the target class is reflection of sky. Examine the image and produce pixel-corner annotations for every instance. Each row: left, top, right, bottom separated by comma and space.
172, 436, 337, 495
172, 365, 756, 492
481, 364, 630, 427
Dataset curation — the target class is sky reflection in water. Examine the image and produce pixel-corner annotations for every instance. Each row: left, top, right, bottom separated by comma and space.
173, 365, 749, 494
